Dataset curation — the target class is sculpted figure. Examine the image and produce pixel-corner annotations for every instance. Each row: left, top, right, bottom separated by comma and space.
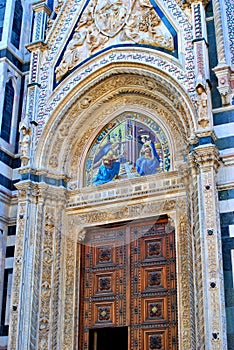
94, 0, 128, 36
56, 26, 87, 81
121, 1, 173, 50
196, 84, 210, 128
139, 0, 153, 7
120, 16, 140, 42
87, 24, 108, 52
55, 0, 174, 81
19, 122, 31, 166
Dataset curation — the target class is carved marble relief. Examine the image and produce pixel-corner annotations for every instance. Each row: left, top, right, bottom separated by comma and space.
55, 0, 175, 81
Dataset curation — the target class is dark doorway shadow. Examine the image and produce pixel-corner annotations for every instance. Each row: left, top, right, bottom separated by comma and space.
89, 327, 128, 350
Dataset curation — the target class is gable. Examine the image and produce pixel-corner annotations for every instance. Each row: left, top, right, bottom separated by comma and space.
54, 0, 178, 85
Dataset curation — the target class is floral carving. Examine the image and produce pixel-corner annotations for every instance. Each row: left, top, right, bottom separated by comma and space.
148, 271, 162, 287
149, 335, 162, 349
98, 306, 111, 321
99, 277, 111, 291
98, 247, 112, 263
147, 241, 161, 257
149, 303, 163, 318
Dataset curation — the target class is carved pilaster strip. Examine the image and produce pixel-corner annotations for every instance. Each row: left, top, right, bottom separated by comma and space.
8, 182, 39, 350
38, 209, 55, 349
62, 232, 77, 349
189, 156, 206, 348
194, 145, 227, 349
212, 0, 227, 65
8, 199, 26, 350
30, 185, 48, 349
51, 196, 66, 349
176, 195, 196, 350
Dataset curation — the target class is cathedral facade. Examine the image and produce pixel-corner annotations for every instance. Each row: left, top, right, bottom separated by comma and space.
0, 0, 234, 349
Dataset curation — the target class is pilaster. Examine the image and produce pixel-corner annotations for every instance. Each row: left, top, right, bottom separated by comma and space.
212, 0, 233, 105
193, 144, 227, 349
7, 179, 67, 350
175, 195, 196, 350
8, 180, 39, 350
20, 1, 51, 167
62, 216, 79, 350
190, 0, 213, 129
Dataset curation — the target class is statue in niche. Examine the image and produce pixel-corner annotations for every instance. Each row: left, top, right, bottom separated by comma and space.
19, 122, 31, 167
196, 83, 210, 128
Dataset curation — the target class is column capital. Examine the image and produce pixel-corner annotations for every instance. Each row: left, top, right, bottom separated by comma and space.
213, 64, 232, 106
193, 145, 221, 172
32, 1, 51, 15
25, 41, 48, 52
15, 180, 39, 200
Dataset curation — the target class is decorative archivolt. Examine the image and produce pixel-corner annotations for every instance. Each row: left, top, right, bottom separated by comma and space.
34, 68, 197, 187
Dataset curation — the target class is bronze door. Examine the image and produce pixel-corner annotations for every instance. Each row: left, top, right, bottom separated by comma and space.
79, 217, 178, 350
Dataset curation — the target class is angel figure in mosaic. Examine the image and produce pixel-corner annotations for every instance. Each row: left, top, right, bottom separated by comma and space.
93, 142, 122, 185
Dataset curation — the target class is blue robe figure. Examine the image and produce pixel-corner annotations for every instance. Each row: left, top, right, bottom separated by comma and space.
93, 144, 121, 185
93, 160, 120, 185
136, 138, 160, 176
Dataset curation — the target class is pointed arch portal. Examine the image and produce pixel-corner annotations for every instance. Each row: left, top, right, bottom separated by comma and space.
27, 65, 197, 350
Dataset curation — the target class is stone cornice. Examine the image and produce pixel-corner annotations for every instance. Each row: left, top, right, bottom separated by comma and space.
32, 1, 51, 15
18, 167, 69, 188
195, 129, 217, 141
25, 41, 48, 52
66, 171, 186, 211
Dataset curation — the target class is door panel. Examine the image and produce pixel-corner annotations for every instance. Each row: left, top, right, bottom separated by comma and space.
79, 217, 178, 350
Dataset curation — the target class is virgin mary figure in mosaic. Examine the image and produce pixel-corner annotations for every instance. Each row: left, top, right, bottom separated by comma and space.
136, 134, 160, 176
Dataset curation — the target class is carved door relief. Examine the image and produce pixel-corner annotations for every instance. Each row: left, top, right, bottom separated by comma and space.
79, 217, 178, 350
